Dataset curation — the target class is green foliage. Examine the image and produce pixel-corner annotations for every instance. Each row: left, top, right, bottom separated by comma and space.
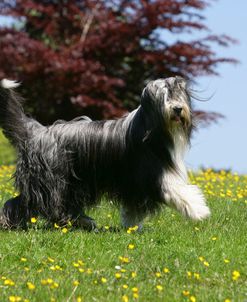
0, 168, 246, 301
0, 130, 16, 165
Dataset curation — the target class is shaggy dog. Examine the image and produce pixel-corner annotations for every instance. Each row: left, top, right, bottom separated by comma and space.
0, 77, 210, 230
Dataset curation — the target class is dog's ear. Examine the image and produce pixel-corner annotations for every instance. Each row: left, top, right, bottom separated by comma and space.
140, 87, 156, 112
175, 76, 187, 90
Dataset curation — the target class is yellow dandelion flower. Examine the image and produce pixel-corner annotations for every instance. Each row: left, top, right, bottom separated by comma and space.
126, 225, 138, 234
232, 270, 240, 281
187, 271, 192, 278
128, 244, 135, 250
48, 257, 55, 263
119, 256, 130, 263
224, 259, 230, 264
4, 279, 15, 286
104, 225, 110, 230
163, 267, 170, 273
132, 287, 138, 293
73, 262, 80, 267
73, 280, 80, 286
190, 296, 196, 302
203, 261, 209, 267
212, 236, 217, 241
131, 271, 137, 278
224, 299, 231, 302
27, 281, 35, 290
133, 293, 139, 299
122, 295, 129, 302
50, 282, 59, 289
182, 290, 190, 296
20, 257, 27, 262
47, 278, 53, 284
78, 260, 84, 266
87, 268, 92, 274
115, 273, 122, 279
198, 256, 204, 262
78, 268, 85, 273
54, 223, 60, 228
156, 285, 163, 291
194, 273, 200, 280
61, 227, 68, 234
9, 296, 21, 302
41, 278, 53, 285
155, 272, 162, 278
122, 284, 128, 289
50, 265, 56, 271
77, 297, 83, 302
31, 217, 37, 223
121, 268, 126, 273
101, 277, 107, 283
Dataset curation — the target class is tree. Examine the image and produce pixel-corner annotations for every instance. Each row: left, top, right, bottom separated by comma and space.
0, 0, 236, 124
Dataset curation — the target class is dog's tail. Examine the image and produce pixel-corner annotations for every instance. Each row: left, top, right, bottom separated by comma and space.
0, 79, 29, 147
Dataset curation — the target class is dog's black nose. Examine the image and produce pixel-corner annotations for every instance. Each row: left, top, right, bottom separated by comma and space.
173, 107, 182, 116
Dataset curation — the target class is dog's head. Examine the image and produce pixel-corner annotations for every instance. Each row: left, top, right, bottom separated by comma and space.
141, 77, 192, 133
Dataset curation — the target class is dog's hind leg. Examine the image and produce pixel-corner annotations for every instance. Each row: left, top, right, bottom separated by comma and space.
73, 212, 97, 231
56, 204, 97, 231
120, 206, 144, 231
0, 195, 31, 229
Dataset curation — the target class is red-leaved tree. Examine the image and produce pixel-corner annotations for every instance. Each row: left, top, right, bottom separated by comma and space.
0, 0, 236, 124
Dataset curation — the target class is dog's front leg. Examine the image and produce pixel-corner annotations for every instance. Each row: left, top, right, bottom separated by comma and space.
162, 172, 210, 220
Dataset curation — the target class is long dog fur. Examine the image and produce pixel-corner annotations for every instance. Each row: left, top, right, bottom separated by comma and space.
0, 77, 210, 230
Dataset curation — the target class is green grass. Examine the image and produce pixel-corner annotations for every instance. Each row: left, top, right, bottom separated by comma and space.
0, 138, 246, 301
0, 130, 16, 165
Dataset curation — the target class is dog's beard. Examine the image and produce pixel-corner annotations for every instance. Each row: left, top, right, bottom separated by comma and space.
165, 102, 192, 133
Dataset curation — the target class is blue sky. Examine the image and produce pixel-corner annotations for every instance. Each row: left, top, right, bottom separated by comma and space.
183, 0, 247, 173
0, 1, 246, 173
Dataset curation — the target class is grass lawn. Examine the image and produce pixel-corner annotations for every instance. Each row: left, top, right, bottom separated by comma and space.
0, 131, 16, 166
0, 132, 246, 302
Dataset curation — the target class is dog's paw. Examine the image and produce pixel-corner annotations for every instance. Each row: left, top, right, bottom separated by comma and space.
183, 185, 211, 221
74, 215, 97, 231
185, 201, 211, 221
166, 184, 211, 221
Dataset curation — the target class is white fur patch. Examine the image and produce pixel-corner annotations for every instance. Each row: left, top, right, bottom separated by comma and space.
163, 178, 211, 220
162, 130, 210, 220
1, 79, 20, 89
